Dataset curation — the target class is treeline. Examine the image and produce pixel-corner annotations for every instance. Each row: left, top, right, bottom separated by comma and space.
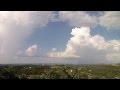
0, 64, 120, 79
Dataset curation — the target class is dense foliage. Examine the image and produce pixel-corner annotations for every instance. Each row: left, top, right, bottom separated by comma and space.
0, 64, 120, 79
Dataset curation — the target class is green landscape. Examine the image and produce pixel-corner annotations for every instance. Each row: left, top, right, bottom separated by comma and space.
0, 64, 120, 79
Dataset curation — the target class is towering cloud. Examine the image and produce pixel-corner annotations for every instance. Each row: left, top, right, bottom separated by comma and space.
48, 27, 120, 63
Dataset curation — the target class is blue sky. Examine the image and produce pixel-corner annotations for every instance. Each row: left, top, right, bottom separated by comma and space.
24, 21, 72, 53
0, 11, 120, 64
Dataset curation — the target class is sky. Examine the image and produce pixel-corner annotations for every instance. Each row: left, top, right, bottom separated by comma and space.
0, 11, 120, 64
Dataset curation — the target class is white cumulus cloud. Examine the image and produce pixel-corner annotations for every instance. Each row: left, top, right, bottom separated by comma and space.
99, 11, 120, 30
48, 27, 120, 63
16, 44, 41, 57
25, 44, 38, 57
58, 11, 98, 28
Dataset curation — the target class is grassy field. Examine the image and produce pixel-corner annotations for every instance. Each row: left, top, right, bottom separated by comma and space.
0, 64, 120, 79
